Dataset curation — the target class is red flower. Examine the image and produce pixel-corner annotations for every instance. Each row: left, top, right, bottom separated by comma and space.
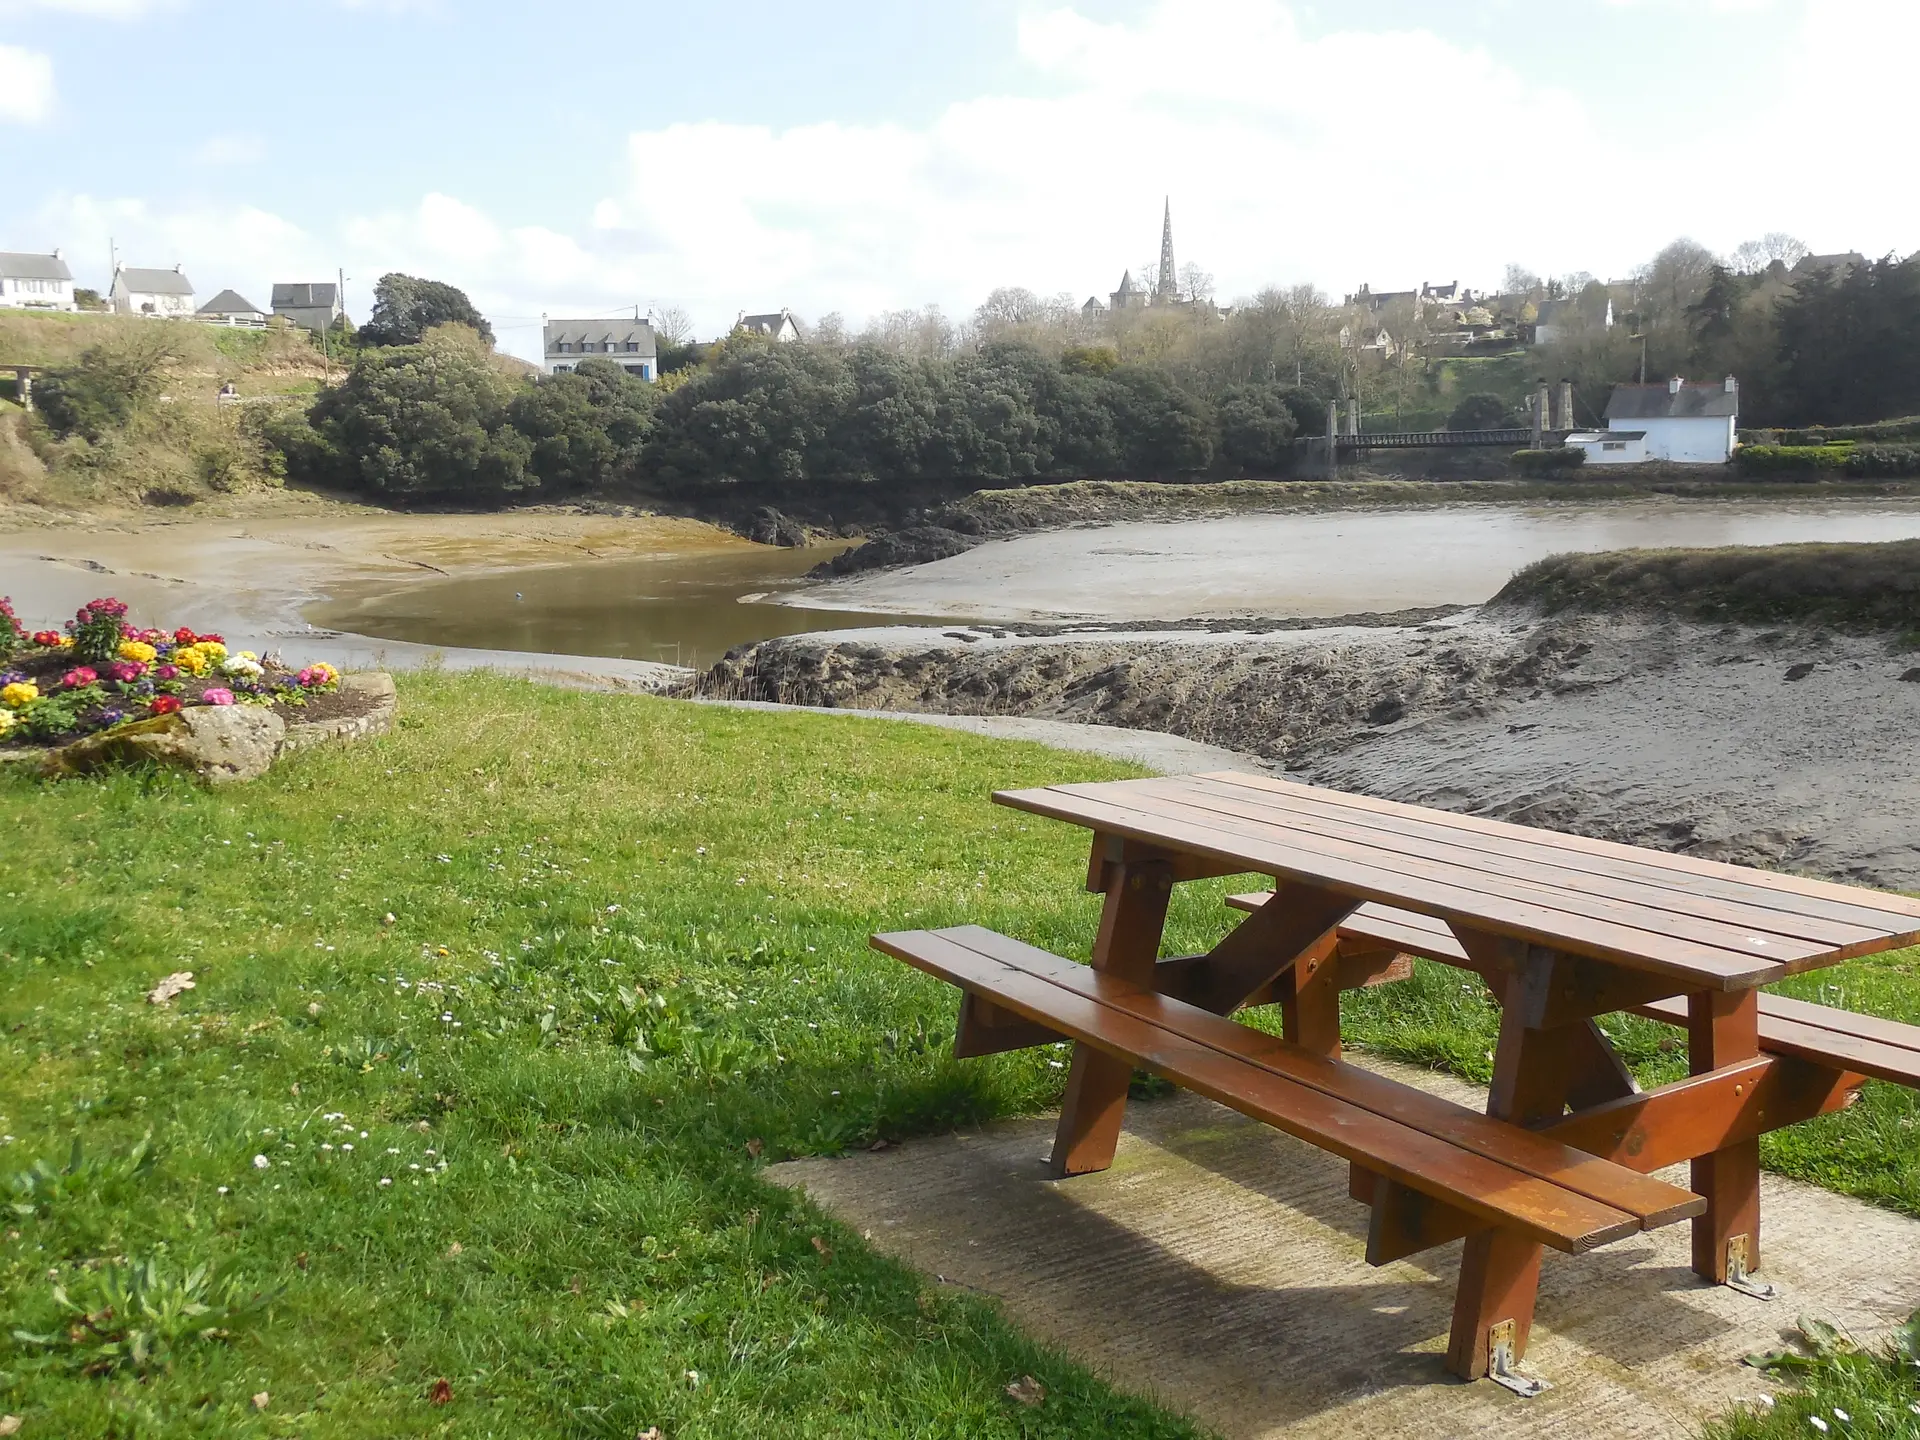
150, 695, 183, 715
173, 627, 198, 644
199, 632, 225, 644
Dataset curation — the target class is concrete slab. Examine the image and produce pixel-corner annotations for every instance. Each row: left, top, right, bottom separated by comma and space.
769, 1055, 1920, 1438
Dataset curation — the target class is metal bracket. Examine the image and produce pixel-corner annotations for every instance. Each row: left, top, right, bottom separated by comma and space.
1487, 1320, 1551, 1397
1725, 1234, 1777, 1300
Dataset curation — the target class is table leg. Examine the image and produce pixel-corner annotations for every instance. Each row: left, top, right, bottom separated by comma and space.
1280, 932, 1343, 1058
1049, 854, 1173, 1177
1444, 972, 1565, 1381
1688, 990, 1763, 1285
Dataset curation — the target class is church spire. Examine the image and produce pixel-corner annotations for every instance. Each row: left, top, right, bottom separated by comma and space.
1156, 197, 1177, 300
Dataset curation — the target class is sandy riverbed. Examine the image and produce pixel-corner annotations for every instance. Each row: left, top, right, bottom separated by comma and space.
695, 609, 1920, 889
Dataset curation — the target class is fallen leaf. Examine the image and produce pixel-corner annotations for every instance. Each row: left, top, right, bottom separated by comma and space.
447, 1241, 463, 1257
294, 1251, 309, 1272
569, 1275, 584, 1295
147, 972, 195, 1006
289, 1083, 300, 1097
636, 1431, 663, 1440
429, 1378, 453, 1405
745, 1138, 763, 1159
810, 1236, 833, 1263
251, 1391, 271, 1411
0, 1416, 21, 1436
1005, 1375, 1046, 1407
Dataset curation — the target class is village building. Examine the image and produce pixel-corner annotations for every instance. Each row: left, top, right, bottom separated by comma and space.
735, 308, 800, 342
1533, 293, 1614, 346
110, 264, 195, 317
272, 282, 344, 333
0, 251, 77, 311
197, 289, 268, 327
1083, 199, 1198, 318
542, 317, 658, 378
1567, 376, 1739, 464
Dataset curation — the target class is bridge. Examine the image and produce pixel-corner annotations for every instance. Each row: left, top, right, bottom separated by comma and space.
1328, 428, 1571, 452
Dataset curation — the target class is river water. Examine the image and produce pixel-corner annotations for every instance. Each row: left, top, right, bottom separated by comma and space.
314, 499, 1920, 659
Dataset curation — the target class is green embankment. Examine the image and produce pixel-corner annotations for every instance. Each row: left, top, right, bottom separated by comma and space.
1494, 538, 1920, 633
0, 677, 1913, 1435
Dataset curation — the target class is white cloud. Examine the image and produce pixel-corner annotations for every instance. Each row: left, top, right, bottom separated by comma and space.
0, 0, 170, 14
193, 133, 265, 167
0, 44, 54, 123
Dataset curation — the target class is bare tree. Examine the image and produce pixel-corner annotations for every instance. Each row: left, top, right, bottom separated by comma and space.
1501, 263, 1542, 299
1730, 232, 1810, 275
650, 304, 694, 345
1178, 262, 1215, 305
808, 311, 849, 348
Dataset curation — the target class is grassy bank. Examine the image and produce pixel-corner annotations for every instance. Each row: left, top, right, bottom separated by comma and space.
0, 676, 1915, 1435
1494, 538, 1920, 633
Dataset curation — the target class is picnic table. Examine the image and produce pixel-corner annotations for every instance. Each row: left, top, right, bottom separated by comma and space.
873, 772, 1920, 1392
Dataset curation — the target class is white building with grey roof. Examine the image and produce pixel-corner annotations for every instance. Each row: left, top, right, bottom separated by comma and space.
1587, 376, 1739, 464
110, 264, 195, 318
272, 282, 344, 333
542, 317, 658, 379
0, 251, 77, 311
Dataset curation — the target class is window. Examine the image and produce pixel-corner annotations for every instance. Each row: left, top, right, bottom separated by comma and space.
1603, 442, 1625, 452
624, 340, 639, 352
624, 364, 646, 376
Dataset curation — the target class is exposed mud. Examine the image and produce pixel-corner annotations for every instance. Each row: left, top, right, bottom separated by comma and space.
692, 610, 1920, 889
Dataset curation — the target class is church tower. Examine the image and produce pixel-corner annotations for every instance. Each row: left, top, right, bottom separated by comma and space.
1155, 197, 1178, 301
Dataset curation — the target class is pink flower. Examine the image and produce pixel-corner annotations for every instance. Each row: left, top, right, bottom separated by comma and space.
61, 667, 99, 688
103, 660, 145, 683
154, 664, 179, 681
200, 687, 235, 707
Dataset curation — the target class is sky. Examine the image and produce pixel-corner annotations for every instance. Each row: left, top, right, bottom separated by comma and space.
0, 0, 1914, 363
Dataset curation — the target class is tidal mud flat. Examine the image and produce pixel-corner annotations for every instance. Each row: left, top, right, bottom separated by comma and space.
693, 608, 1920, 890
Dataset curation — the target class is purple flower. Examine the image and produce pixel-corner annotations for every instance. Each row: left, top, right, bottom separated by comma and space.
154, 664, 179, 681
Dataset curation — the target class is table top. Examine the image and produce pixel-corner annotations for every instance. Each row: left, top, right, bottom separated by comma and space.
994, 772, 1920, 990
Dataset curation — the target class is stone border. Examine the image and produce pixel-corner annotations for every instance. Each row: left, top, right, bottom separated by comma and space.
279, 672, 397, 754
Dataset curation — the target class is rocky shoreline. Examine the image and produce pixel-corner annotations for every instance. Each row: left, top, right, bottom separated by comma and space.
690, 608, 1920, 889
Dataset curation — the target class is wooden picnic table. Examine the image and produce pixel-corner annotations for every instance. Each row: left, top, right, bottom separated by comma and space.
874, 771, 1920, 1390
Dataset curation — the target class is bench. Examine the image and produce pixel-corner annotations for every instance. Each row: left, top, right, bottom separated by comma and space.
1227, 892, 1920, 1088
874, 924, 1705, 1388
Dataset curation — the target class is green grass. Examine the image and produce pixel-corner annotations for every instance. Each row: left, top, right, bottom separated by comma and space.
1, 674, 1917, 1435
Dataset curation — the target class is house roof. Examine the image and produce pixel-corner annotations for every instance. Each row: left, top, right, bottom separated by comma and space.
0, 251, 72, 282
1794, 252, 1866, 275
117, 267, 194, 296
1113, 270, 1138, 295
198, 289, 263, 316
543, 318, 658, 354
1570, 430, 1646, 442
1604, 382, 1739, 421
737, 311, 794, 334
272, 282, 339, 309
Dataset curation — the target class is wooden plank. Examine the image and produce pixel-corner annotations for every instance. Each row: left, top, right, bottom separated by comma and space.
1232, 891, 1475, 964
996, 783, 1790, 986
872, 929, 1645, 1252
1634, 995, 1920, 1088
1756, 992, 1920, 1057
1171, 774, 1897, 955
1201, 771, 1920, 930
915, 926, 1701, 1228
1114, 776, 1861, 964
952, 992, 1064, 1058
1689, 990, 1762, 1283
1181, 881, 1356, 1015
1449, 1230, 1544, 1381
1545, 1057, 1860, 1173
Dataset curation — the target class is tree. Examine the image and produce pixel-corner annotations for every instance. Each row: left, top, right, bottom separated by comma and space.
1501, 264, 1542, 299
1215, 384, 1298, 472
1178, 263, 1215, 306
651, 304, 694, 346
358, 273, 495, 347
1731, 233, 1809, 276
308, 331, 531, 501
33, 328, 175, 440
1447, 392, 1511, 431
507, 358, 656, 495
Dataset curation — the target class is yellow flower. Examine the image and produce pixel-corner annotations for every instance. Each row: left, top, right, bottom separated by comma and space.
118, 640, 158, 664
175, 647, 210, 675
0, 709, 15, 733
54, 635, 73, 649
197, 641, 228, 662
1, 681, 39, 709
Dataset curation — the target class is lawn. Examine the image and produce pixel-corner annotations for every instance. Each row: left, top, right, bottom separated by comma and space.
1, 673, 1916, 1436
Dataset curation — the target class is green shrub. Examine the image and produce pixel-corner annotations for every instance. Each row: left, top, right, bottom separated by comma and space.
1734, 444, 1853, 476
1509, 447, 1585, 475
32, 331, 172, 441
1843, 443, 1920, 477
1448, 391, 1511, 430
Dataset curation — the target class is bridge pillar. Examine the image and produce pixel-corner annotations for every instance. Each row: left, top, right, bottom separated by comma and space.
1530, 384, 1548, 448
1557, 380, 1575, 432
1325, 401, 1339, 479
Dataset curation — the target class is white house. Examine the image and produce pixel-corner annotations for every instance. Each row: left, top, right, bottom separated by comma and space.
0, 251, 77, 311
1564, 429, 1649, 465
1599, 376, 1739, 463
1533, 294, 1613, 346
735, 308, 800, 342
111, 265, 195, 317
197, 289, 268, 327
542, 317, 658, 378
272, 282, 344, 333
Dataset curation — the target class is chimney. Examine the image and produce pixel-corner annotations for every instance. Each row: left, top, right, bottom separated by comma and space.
1668, 375, 1683, 395
52, 248, 62, 260
174, 263, 183, 273
1724, 374, 1738, 394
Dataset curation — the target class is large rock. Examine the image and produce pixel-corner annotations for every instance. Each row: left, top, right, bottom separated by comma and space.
44, 705, 287, 785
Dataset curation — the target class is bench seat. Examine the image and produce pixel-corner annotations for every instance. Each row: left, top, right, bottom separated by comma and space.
1228, 891, 1920, 1088
874, 925, 1703, 1255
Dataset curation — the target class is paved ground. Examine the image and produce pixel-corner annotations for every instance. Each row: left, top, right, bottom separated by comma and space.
771, 1057, 1920, 1439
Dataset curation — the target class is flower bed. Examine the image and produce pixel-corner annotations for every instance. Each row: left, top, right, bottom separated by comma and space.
0, 596, 342, 748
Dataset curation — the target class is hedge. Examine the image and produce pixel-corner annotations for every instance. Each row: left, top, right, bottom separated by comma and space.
1509, 447, 1586, 475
